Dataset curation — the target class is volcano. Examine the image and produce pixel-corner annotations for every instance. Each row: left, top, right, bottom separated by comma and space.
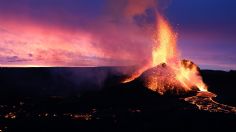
140, 60, 200, 95
121, 11, 236, 115
124, 61, 236, 114
122, 13, 207, 93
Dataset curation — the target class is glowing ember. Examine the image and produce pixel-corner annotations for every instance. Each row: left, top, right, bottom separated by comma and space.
72, 114, 92, 121
4, 112, 16, 119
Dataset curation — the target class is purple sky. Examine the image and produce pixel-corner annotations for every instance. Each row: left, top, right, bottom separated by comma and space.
0, 0, 235, 70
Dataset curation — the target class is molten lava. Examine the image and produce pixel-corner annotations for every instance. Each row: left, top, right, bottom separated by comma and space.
122, 13, 207, 93
152, 14, 178, 66
121, 11, 236, 114
142, 60, 204, 95
185, 91, 236, 114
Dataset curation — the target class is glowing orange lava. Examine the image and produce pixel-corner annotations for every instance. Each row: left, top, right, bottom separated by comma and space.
152, 14, 178, 66
122, 11, 236, 115
122, 13, 208, 93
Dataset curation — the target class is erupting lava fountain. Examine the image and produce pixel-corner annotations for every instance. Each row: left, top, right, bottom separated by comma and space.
122, 12, 236, 114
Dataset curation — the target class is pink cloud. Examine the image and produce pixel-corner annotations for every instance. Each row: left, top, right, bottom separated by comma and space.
0, 14, 153, 67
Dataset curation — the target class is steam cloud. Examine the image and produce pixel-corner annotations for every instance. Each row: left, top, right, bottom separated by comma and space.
0, 0, 169, 67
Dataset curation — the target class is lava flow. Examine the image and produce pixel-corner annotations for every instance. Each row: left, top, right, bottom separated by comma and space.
185, 91, 236, 114
122, 12, 236, 114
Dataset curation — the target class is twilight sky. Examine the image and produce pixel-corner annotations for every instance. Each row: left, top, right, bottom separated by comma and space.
0, 0, 235, 70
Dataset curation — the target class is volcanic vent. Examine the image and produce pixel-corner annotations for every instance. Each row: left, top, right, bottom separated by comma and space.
122, 13, 207, 93
122, 12, 236, 114
141, 60, 202, 95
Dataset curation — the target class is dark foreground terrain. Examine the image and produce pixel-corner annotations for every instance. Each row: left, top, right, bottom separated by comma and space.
0, 67, 236, 132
